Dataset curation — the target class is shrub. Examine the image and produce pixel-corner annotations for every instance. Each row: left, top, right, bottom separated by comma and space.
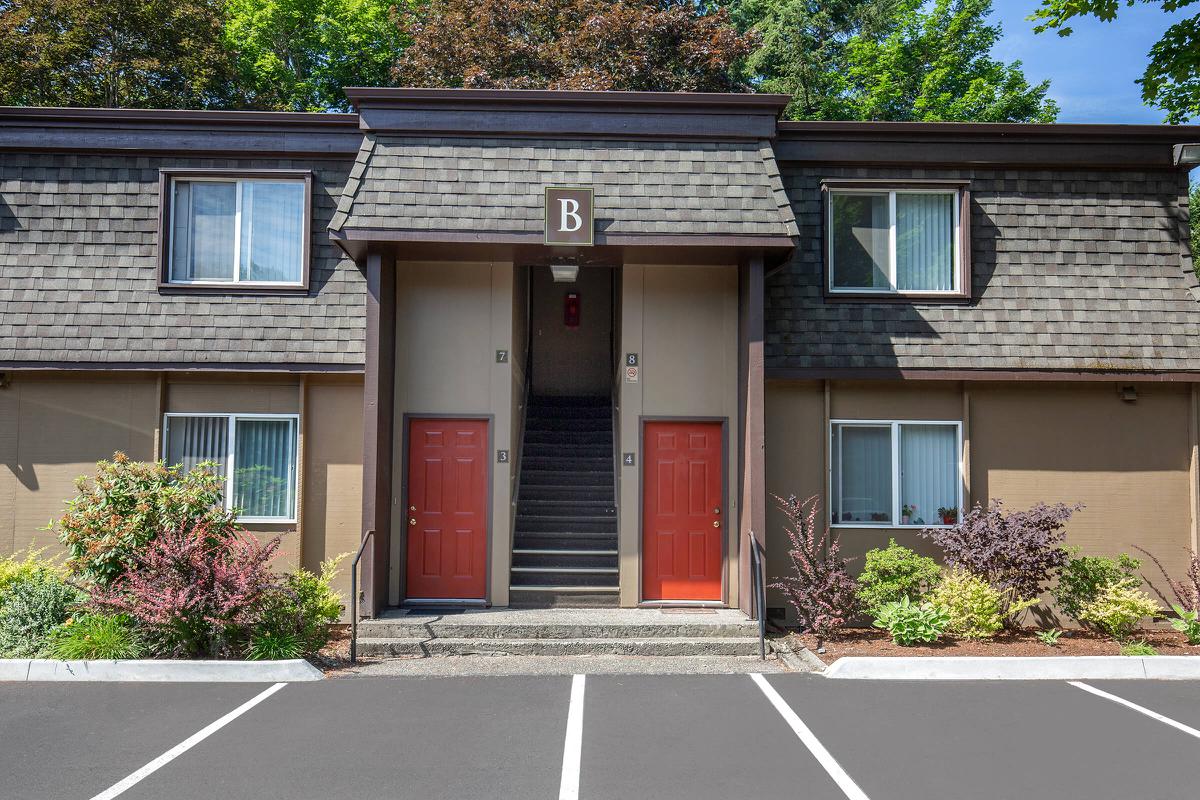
1120, 640, 1158, 657
872, 596, 949, 646
46, 614, 145, 660
1036, 628, 1062, 647
52, 453, 236, 587
0, 572, 85, 657
929, 569, 1038, 639
90, 522, 282, 658
254, 554, 347, 657
1077, 582, 1160, 640
921, 499, 1082, 604
856, 539, 941, 615
1134, 545, 1200, 613
247, 629, 303, 661
1053, 550, 1141, 624
768, 495, 858, 638
1169, 606, 1200, 645
0, 547, 55, 596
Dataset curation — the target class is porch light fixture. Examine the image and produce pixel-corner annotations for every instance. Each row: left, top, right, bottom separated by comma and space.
551, 263, 579, 283
1173, 143, 1200, 165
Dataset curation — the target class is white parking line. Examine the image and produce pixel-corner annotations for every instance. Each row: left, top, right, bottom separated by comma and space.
89, 682, 288, 800
1069, 680, 1200, 740
750, 673, 871, 800
558, 674, 586, 800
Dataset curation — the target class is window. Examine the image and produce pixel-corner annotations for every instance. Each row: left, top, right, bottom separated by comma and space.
163, 414, 299, 522
164, 173, 309, 288
831, 421, 961, 527
827, 187, 963, 295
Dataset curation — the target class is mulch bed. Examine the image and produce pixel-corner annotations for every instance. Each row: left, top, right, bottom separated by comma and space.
792, 628, 1200, 664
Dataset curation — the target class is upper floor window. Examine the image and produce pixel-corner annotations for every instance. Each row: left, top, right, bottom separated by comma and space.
826, 184, 967, 298
162, 171, 311, 290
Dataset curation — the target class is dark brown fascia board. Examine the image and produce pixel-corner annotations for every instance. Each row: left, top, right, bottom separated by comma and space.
766, 367, 1200, 383
776, 120, 1200, 168
330, 226, 795, 249
0, 106, 362, 156
346, 87, 791, 141
0, 361, 364, 374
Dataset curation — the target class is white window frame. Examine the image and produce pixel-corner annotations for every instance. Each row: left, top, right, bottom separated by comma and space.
829, 419, 963, 529
162, 412, 300, 523
167, 176, 307, 288
827, 188, 962, 295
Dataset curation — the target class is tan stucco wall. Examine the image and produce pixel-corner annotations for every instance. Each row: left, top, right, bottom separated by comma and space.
0, 373, 158, 557
391, 261, 516, 606
618, 263, 740, 607
764, 378, 1198, 621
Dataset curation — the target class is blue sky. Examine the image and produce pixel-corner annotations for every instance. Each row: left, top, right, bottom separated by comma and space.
990, 3, 1184, 124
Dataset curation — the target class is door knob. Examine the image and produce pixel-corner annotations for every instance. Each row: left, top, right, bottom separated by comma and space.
713, 520, 720, 528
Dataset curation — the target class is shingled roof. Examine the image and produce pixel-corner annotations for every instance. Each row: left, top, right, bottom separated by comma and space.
329, 135, 798, 243
767, 165, 1200, 373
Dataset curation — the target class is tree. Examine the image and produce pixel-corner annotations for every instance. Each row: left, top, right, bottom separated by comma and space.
727, 0, 1058, 122
393, 0, 757, 92
1030, 0, 1200, 123
0, 0, 241, 108
224, 0, 409, 112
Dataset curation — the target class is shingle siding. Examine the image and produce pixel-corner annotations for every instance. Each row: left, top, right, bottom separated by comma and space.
0, 153, 364, 367
333, 136, 797, 238
767, 166, 1200, 372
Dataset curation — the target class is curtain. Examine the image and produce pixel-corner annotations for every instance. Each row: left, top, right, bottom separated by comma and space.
899, 424, 957, 525
171, 181, 236, 282
240, 181, 304, 283
831, 193, 889, 289
233, 419, 297, 519
832, 425, 892, 523
896, 193, 954, 292
165, 416, 228, 480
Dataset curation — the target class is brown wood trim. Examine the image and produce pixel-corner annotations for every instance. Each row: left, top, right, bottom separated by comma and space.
820, 183, 972, 303
0, 361, 363, 373
1190, 383, 1198, 555
332, 226, 795, 249
360, 252, 396, 618
157, 169, 314, 293
737, 252, 766, 616
767, 367, 1200, 383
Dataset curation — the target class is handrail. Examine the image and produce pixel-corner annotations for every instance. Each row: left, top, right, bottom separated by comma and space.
748, 530, 767, 661
349, 528, 375, 664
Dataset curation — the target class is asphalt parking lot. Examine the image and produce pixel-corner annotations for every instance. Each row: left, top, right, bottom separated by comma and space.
4, 674, 1200, 800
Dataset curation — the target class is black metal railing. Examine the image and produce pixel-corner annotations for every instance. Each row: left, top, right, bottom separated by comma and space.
349, 528, 375, 664
748, 530, 767, 661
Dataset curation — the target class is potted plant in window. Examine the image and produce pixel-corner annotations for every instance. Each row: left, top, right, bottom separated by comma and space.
901, 504, 916, 525
937, 506, 958, 525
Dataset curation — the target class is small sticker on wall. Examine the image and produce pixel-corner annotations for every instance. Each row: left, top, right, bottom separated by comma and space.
497, 450, 509, 463
622, 453, 636, 466
624, 365, 639, 383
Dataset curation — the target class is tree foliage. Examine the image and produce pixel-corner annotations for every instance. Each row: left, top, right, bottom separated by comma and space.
726, 0, 1058, 121
393, 0, 757, 91
1030, 0, 1200, 123
0, 0, 242, 108
224, 0, 409, 111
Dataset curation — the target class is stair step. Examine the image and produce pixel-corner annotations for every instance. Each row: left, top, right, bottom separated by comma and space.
513, 535, 619, 550
526, 420, 612, 433
523, 431, 613, 446
356, 619, 758, 640
519, 486, 614, 502
522, 457, 612, 471
516, 518, 617, 534
356, 636, 763, 657
510, 570, 618, 588
517, 501, 616, 517
520, 472, 613, 487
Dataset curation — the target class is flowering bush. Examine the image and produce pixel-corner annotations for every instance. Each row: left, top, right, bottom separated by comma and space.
89, 522, 282, 658
929, 569, 1038, 639
769, 495, 858, 637
1134, 545, 1200, 613
52, 453, 235, 587
856, 539, 941, 615
921, 499, 1082, 603
1077, 582, 1160, 640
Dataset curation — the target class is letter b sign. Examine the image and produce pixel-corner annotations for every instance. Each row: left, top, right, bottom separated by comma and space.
545, 187, 594, 246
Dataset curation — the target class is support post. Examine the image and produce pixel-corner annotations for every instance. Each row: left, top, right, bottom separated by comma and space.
361, 252, 396, 618
738, 252, 766, 617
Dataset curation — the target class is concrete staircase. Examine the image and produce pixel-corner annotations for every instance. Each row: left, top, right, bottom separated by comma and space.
355, 608, 763, 658
509, 395, 619, 608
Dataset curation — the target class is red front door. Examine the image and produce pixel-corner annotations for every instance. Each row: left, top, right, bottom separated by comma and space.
406, 418, 489, 600
642, 421, 723, 601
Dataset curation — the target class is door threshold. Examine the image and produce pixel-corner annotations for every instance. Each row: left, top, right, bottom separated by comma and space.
403, 599, 489, 608
637, 601, 727, 609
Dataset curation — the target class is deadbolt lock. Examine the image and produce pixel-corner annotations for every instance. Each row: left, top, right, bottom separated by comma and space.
713, 507, 721, 515
713, 520, 720, 528
409, 505, 416, 512
408, 517, 417, 526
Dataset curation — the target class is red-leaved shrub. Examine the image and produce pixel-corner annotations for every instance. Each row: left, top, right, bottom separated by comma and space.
1134, 545, 1200, 613
769, 495, 858, 637
90, 522, 282, 658
921, 499, 1082, 602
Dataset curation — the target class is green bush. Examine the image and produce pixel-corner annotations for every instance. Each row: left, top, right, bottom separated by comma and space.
856, 539, 941, 615
51, 453, 236, 587
0, 572, 85, 657
1120, 640, 1158, 657
0, 547, 56, 596
872, 596, 949, 646
1036, 628, 1062, 647
1077, 582, 1160, 639
247, 629, 303, 661
1052, 550, 1141, 624
46, 614, 144, 660
1169, 606, 1200, 645
929, 569, 1038, 639
253, 554, 347, 657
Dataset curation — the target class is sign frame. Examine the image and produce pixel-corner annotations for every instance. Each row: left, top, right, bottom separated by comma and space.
544, 186, 595, 247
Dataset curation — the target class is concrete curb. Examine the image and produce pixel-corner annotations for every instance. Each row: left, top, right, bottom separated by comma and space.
0, 658, 323, 682
823, 656, 1200, 680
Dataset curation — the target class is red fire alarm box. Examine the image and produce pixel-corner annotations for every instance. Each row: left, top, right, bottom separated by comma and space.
564, 292, 581, 328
